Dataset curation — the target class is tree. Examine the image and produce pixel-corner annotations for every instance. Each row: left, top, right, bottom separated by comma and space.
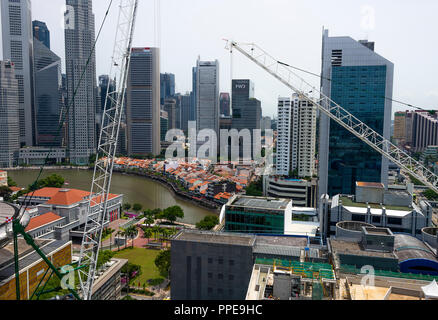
115, 231, 122, 251
7, 176, 17, 187
144, 215, 154, 227
196, 215, 219, 230
125, 225, 137, 248
119, 229, 128, 249
154, 249, 171, 278
245, 178, 263, 197
143, 228, 153, 244
89, 153, 97, 166
0, 186, 12, 202
132, 203, 143, 213
123, 203, 132, 211
162, 206, 184, 224
152, 208, 163, 220
29, 174, 65, 191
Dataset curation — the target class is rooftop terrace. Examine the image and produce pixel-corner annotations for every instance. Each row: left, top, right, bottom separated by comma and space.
230, 196, 290, 210
340, 196, 412, 211
174, 230, 255, 246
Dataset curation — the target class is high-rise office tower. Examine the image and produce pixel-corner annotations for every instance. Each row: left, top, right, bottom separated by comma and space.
33, 38, 62, 147
319, 29, 394, 197
160, 110, 169, 142
410, 111, 438, 153
196, 58, 219, 139
126, 47, 160, 156
231, 80, 261, 159
164, 98, 177, 130
178, 93, 192, 133
191, 66, 197, 122
160, 73, 175, 105
0, 61, 20, 168
32, 20, 50, 49
220, 92, 231, 117
98, 75, 116, 114
276, 95, 316, 177
64, 0, 97, 165
1, 0, 35, 147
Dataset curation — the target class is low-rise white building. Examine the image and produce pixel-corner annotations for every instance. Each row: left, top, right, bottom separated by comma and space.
320, 182, 433, 239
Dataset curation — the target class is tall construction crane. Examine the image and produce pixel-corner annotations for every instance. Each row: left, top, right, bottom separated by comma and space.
225, 41, 438, 195
77, 0, 138, 300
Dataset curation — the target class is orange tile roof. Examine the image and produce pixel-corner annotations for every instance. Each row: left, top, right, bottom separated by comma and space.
10, 187, 23, 192
46, 189, 90, 206
25, 212, 63, 232
24, 187, 62, 198
90, 193, 119, 206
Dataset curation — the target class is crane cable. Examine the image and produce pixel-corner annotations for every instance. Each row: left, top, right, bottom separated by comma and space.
17, 0, 115, 218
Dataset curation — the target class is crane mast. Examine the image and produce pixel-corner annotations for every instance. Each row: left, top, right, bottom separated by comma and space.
77, 0, 138, 300
226, 41, 438, 195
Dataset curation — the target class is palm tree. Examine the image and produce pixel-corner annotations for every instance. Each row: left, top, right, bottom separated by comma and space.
143, 228, 152, 244
123, 225, 137, 248
120, 229, 128, 249
115, 231, 122, 251
144, 215, 154, 228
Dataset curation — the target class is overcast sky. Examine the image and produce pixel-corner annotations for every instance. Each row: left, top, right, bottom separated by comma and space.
2, 0, 438, 117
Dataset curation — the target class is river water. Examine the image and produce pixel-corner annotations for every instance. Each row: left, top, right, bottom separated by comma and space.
7, 169, 213, 225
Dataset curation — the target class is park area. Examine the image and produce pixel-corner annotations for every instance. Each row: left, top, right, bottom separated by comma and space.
113, 247, 164, 287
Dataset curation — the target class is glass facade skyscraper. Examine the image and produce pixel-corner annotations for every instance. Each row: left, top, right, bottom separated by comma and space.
328, 65, 387, 195
319, 29, 394, 197
33, 38, 62, 147
32, 20, 50, 49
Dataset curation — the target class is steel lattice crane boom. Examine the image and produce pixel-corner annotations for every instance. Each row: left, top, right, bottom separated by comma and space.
225, 41, 438, 194
77, 0, 138, 300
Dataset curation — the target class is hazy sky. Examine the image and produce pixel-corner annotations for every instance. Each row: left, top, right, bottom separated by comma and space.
2, 0, 438, 117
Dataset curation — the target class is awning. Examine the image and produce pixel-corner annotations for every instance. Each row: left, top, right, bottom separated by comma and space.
421, 279, 438, 299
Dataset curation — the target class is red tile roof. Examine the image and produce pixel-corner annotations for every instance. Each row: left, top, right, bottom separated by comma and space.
46, 189, 90, 206
25, 212, 63, 232
24, 187, 61, 198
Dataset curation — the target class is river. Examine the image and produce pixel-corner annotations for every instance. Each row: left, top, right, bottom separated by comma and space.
7, 169, 214, 225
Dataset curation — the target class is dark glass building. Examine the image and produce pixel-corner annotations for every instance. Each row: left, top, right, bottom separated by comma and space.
231, 80, 261, 160
319, 29, 394, 197
160, 73, 175, 105
33, 38, 62, 147
32, 20, 50, 49
220, 92, 230, 116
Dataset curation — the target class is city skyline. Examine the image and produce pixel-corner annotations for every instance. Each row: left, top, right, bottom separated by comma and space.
0, 0, 436, 118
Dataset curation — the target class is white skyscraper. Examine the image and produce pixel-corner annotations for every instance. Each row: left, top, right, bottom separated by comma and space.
276, 97, 292, 176
196, 59, 219, 136
64, 0, 97, 165
1, 0, 35, 147
276, 94, 316, 177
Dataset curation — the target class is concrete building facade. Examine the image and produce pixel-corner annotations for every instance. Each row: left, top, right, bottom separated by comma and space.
276, 95, 316, 177
196, 59, 219, 144
64, 0, 97, 164
0, 61, 20, 168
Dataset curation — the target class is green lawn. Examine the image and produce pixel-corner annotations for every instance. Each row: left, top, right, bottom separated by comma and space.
113, 247, 163, 287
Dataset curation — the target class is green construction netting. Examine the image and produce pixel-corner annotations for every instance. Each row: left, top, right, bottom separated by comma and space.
255, 258, 335, 280
340, 264, 438, 282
